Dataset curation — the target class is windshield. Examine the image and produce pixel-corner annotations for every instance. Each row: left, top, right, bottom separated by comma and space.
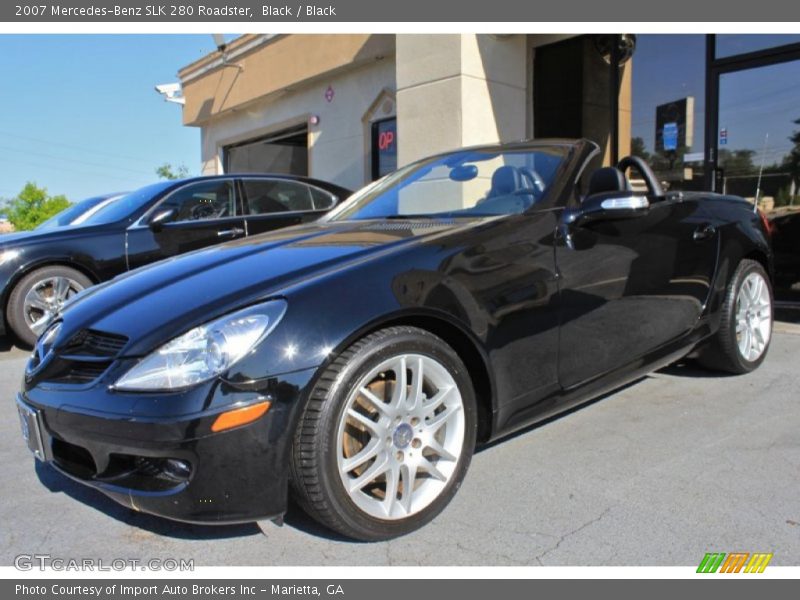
36, 195, 116, 230
326, 146, 569, 221
80, 180, 175, 226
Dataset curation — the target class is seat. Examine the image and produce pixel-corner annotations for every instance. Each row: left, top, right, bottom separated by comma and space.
587, 167, 630, 196
487, 166, 523, 199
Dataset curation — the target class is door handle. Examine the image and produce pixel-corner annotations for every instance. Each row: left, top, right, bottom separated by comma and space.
693, 223, 716, 242
217, 227, 245, 237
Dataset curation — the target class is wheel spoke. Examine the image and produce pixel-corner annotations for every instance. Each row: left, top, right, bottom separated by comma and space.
389, 356, 407, 410
26, 296, 50, 312
423, 385, 453, 414
407, 356, 424, 412
54, 277, 71, 301
359, 387, 393, 418
347, 454, 390, 493
424, 402, 461, 433
382, 464, 400, 516
399, 463, 418, 514
346, 408, 384, 436
29, 314, 51, 335
425, 437, 458, 462
342, 438, 381, 473
418, 457, 447, 482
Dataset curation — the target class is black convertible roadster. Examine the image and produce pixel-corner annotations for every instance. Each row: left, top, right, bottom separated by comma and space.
17, 139, 773, 540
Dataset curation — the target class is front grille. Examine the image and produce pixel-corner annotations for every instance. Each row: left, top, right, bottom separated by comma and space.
365, 220, 454, 231
36, 328, 128, 385
48, 360, 112, 384
61, 329, 128, 358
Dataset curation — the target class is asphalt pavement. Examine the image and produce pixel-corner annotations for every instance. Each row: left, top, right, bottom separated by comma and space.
0, 331, 798, 566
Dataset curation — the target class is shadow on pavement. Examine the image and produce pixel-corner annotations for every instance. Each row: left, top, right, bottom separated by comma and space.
35, 461, 261, 541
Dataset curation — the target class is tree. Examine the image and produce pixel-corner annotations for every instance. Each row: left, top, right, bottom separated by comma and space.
717, 148, 757, 176
4, 182, 71, 231
155, 163, 189, 180
785, 117, 800, 197
630, 137, 651, 162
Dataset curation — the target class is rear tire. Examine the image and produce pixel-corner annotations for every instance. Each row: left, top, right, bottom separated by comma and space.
290, 326, 477, 541
6, 266, 92, 346
697, 259, 773, 374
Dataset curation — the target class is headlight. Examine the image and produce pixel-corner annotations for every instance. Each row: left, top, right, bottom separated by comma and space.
114, 300, 287, 392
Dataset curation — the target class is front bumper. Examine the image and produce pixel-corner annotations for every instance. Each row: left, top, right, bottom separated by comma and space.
20, 366, 318, 524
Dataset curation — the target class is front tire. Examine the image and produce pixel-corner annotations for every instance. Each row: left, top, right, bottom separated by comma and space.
698, 259, 773, 374
290, 326, 477, 541
6, 266, 92, 346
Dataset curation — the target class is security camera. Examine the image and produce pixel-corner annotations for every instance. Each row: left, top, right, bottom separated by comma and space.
154, 82, 185, 105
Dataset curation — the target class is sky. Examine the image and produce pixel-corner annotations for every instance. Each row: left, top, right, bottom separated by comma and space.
0, 35, 229, 201
1, 34, 798, 203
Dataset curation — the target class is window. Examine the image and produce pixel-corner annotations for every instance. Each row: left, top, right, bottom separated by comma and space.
329, 146, 569, 221
715, 35, 800, 59
158, 180, 236, 223
224, 126, 308, 175
244, 179, 331, 214
629, 34, 707, 192
371, 118, 397, 181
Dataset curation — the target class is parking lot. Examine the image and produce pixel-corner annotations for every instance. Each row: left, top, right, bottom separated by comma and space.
1, 328, 798, 567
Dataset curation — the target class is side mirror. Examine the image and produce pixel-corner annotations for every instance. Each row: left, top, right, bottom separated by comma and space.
577, 192, 650, 224
148, 207, 176, 231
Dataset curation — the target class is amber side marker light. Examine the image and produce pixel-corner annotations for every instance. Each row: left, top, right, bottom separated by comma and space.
211, 401, 271, 432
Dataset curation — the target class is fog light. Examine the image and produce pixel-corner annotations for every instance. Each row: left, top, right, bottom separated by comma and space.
163, 458, 192, 481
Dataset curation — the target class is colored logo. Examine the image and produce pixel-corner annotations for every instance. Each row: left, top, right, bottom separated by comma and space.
697, 552, 773, 573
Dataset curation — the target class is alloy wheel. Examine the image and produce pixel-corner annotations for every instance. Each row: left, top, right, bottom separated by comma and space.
335, 353, 465, 520
23, 276, 84, 336
735, 271, 772, 362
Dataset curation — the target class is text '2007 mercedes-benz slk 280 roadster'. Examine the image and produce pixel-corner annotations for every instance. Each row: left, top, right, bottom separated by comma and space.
16, 139, 773, 541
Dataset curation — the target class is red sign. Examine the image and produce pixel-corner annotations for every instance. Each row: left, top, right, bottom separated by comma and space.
379, 130, 395, 151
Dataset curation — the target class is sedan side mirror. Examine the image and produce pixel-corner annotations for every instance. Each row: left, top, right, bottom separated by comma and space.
148, 207, 177, 231
577, 192, 650, 224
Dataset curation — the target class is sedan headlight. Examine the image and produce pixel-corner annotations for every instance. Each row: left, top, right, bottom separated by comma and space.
114, 300, 287, 391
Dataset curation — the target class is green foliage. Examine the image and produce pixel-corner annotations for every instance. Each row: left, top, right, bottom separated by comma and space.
4, 182, 71, 231
155, 163, 189, 180
774, 186, 798, 208
630, 137, 651, 162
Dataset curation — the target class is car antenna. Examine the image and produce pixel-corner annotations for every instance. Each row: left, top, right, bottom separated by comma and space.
754, 132, 769, 214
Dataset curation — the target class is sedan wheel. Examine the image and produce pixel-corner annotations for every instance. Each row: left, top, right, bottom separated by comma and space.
23, 276, 85, 337
7, 266, 93, 346
291, 326, 477, 541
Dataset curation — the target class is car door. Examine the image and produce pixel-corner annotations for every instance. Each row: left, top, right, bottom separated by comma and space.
240, 177, 338, 237
125, 178, 246, 271
555, 178, 718, 389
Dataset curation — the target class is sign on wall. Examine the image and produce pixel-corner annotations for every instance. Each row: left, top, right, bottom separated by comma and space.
372, 118, 397, 180
655, 96, 695, 153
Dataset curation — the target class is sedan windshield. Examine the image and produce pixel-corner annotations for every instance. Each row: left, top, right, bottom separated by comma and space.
80, 180, 175, 226
326, 146, 569, 221
36, 194, 120, 230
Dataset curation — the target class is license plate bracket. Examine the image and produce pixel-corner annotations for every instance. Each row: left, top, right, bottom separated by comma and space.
16, 397, 48, 461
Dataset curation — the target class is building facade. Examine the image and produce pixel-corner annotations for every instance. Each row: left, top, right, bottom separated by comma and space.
178, 33, 800, 205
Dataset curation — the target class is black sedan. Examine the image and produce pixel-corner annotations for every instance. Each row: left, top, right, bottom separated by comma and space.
0, 174, 351, 345
17, 139, 773, 541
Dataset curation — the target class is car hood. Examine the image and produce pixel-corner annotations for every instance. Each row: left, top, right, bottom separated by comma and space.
58, 218, 480, 355
0, 224, 101, 246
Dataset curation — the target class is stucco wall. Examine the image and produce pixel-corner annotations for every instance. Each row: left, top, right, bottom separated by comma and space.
197, 58, 396, 191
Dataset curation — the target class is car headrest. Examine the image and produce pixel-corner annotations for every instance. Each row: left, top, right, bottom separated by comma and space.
588, 167, 629, 196
490, 166, 522, 197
